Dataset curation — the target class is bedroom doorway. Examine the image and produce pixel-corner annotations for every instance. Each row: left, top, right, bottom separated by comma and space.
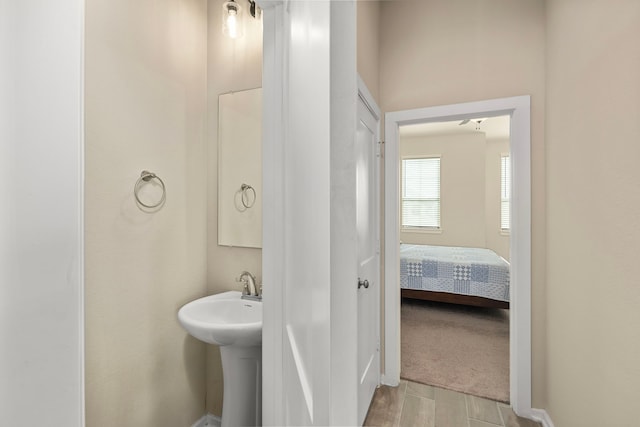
382, 96, 533, 415
397, 115, 512, 403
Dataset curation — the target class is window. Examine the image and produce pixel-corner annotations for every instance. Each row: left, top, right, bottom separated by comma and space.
401, 157, 440, 229
501, 154, 511, 231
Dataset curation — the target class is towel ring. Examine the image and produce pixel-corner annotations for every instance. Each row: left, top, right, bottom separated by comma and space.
240, 183, 256, 209
134, 170, 166, 209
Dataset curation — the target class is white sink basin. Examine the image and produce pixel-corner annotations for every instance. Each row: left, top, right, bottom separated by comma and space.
179, 290, 263, 426
178, 291, 262, 347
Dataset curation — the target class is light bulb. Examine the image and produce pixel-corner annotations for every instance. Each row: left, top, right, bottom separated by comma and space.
223, 1, 244, 39
227, 10, 238, 38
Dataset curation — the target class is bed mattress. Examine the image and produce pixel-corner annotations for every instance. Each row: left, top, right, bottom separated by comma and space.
400, 244, 510, 302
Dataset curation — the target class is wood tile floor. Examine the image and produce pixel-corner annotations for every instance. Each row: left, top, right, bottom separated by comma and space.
364, 380, 542, 427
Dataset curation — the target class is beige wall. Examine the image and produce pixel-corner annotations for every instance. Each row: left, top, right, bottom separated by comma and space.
379, 0, 547, 408
86, 0, 263, 420
82, 2, 640, 424
357, 1, 381, 100
400, 133, 487, 248
206, 0, 263, 415
84, 0, 208, 426
546, 0, 640, 425
400, 133, 510, 260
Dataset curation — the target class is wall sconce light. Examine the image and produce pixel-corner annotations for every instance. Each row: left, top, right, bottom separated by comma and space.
222, 0, 260, 39
222, 0, 244, 39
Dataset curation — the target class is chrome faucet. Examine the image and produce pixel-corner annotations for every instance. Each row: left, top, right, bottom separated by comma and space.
237, 271, 261, 301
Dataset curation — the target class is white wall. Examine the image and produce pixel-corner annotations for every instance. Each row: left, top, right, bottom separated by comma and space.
84, 0, 209, 425
0, 1, 84, 426
546, 0, 640, 425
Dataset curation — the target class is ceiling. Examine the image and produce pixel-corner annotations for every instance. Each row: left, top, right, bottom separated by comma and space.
399, 115, 511, 141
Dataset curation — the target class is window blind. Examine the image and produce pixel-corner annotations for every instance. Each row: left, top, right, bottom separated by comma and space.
501, 155, 511, 230
402, 157, 440, 228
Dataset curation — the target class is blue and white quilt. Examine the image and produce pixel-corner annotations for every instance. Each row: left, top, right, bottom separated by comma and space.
400, 244, 510, 302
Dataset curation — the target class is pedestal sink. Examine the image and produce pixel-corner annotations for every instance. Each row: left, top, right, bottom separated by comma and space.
178, 291, 262, 427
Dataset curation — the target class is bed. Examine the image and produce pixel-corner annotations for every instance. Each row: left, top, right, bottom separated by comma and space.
400, 244, 510, 309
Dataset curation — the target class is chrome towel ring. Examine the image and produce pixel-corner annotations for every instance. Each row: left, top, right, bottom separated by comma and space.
240, 183, 256, 209
134, 170, 166, 209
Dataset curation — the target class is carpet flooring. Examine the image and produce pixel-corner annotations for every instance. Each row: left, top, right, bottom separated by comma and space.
400, 297, 510, 403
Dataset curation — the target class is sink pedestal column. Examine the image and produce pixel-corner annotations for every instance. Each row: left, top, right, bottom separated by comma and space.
220, 345, 262, 427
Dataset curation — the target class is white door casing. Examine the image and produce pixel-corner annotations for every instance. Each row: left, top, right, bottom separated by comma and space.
260, 1, 360, 425
0, 2, 85, 426
280, 1, 332, 424
356, 78, 381, 426
383, 96, 532, 416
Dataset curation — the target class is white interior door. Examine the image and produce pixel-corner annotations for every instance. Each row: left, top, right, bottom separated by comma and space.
356, 86, 381, 425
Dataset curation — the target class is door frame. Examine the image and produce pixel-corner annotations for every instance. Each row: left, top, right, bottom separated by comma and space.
260, 2, 286, 425
1, 1, 85, 426
383, 96, 533, 416
357, 75, 382, 425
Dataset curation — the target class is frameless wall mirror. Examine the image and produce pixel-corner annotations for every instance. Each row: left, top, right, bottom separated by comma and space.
218, 87, 262, 248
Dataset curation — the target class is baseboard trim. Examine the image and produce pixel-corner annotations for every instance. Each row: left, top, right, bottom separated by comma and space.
529, 408, 555, 427
190, 413, 221, 427
380, 374, 399, 387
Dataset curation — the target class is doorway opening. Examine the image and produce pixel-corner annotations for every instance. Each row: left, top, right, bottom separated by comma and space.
383, 96, 532, 415
397, 115, 512, 403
